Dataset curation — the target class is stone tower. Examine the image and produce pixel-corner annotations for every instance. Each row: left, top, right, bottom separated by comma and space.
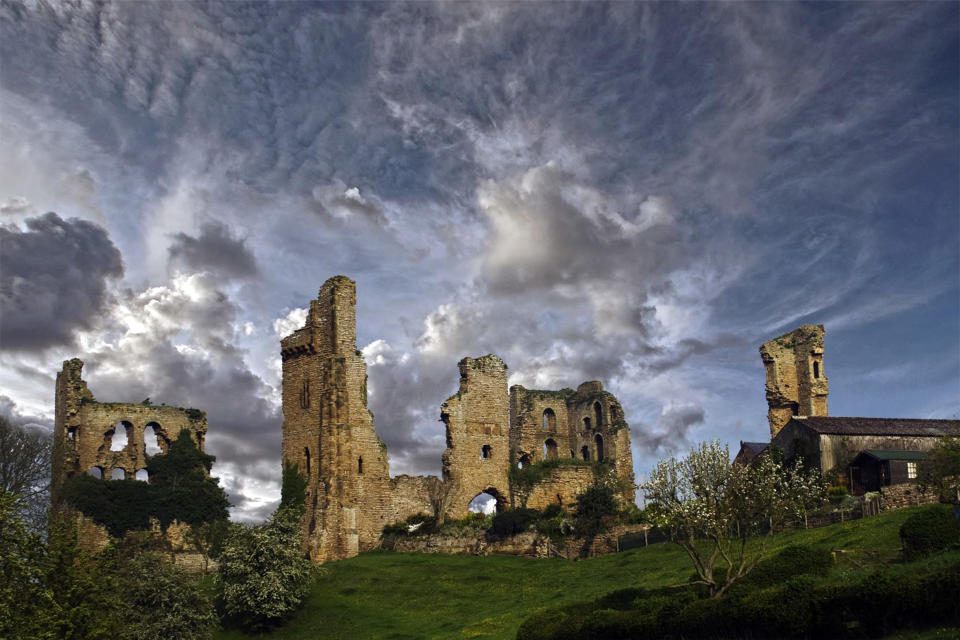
759, 324, 828, 438
280, 276, 393, 563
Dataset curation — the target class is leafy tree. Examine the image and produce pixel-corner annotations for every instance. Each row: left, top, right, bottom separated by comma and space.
918, 433, 960, 516
642, 440, 825, 598
0, 415, 51, 532
574, 482, 619, 536
112, 550, 217, 640
0, 490, 54, 639
216, 506, 315, 631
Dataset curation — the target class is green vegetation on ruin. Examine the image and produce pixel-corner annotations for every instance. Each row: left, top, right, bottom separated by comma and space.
213, 504, 959, 640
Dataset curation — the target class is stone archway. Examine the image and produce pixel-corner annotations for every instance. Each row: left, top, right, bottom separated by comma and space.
467, 487, 506, 514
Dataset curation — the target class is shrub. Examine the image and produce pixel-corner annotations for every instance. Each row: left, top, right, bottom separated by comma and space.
574, 483, 618, 536
731, 544, 833, 593
216, 508, 315, 631
900, 504, 960, 559
491, 508, 539, 537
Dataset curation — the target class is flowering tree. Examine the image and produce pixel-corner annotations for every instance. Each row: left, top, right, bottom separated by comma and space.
642, 440, 824, 598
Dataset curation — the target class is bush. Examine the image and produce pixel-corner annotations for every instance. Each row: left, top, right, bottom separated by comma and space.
731, 544, 833, 593
490, 508, 539, 537
216, 507, 315, 631
900, 504, 960, 559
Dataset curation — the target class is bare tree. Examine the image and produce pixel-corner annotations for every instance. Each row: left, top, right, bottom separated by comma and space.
425, 476, 456, 527
0, 416, 51, 532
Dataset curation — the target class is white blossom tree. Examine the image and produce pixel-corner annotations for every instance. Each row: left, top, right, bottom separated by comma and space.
642, 440, 825, 598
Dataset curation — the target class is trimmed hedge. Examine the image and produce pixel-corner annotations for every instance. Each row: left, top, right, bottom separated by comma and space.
517, 558, 960, 640
900, 504, 960, 559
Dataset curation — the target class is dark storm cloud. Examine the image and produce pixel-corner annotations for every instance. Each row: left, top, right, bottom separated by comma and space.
168, 221, 258, 279
0, 395, 53, 434
0, 212, 123, 351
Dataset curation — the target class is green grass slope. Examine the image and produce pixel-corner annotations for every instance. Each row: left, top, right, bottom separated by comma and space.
214, 506, 954, 640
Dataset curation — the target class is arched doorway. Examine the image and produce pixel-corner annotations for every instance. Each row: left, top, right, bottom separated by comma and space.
543, 438, 558, 460
468, 488, 504, 514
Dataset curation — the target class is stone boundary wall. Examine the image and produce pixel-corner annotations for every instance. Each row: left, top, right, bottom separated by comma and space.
385, 524, 647, 560
524, 466, 596, 512
879, 483, 940, 512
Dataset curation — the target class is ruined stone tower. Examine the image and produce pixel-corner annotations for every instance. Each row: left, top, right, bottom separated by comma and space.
280, 276, 396, 562
440, 355, 512, 514
759, 324, 828, 438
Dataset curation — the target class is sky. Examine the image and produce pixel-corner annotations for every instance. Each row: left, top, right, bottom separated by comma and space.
1, 1, 957, 522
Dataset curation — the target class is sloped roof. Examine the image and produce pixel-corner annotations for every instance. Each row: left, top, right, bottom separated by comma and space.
857, 449, 928, 461
789, 417, 959, 437
740, 441, 769, 455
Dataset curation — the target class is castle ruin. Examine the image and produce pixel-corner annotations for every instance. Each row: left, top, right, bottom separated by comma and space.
281, 276, 636, 563
759, 324, 828, 438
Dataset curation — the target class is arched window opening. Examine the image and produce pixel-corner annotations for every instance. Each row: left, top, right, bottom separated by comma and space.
543, 439, 558, 461
110, 421, 130, 451
481, 444, 492, 459
790, 402, 800, 416
305, 447, 311, 475
468, 490, 502, 515
135, 469, 149, 482
594, 402, 603, 428
517, 453, 532, 469
67, 427, 77, 440
542, 408, 556, 431
88, 466, 103, 479
583, 417, 591, 431
112, 467, 126, 480
813, 361, 820, 379
581, 446, 590, 461
358, 457, 363, 474
143, 423, 162, 456
595, 434, 604, 461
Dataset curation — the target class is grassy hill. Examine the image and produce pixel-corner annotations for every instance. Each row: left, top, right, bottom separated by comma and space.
214, 506, 958, 640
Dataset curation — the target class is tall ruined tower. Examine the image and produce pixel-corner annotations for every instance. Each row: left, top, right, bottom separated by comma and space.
280, 276, 392, 563
759, 324, 828, 438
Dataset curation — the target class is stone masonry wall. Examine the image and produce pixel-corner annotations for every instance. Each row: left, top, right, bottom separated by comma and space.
52, 359, 208, 499
759, 325, 828, 438
282, 276, 639, 563
440, 355, 512, 517
524, 466, 596, 512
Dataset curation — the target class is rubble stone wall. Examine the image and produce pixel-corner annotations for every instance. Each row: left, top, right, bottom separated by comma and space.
759, 325, 828, 438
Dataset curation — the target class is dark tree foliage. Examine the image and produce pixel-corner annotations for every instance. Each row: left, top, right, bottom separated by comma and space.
62, 429, 228, 537
279, 460, 307, 514
574, 483, 618, 536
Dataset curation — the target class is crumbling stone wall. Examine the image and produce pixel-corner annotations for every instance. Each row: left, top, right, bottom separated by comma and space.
281, 276, 638, 563
510, 381, 635, 506
440, 355, 512, 518
524, 466, 595, 512
759, 325, 828, 438
52, 359, 208, 500
52, 359, 210, 555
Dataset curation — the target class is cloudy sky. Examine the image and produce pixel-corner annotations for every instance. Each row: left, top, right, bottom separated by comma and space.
2, 2, 957, 521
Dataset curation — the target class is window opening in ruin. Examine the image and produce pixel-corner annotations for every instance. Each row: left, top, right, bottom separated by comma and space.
813, 361, 820, 379
790, 403, 799, 416
542, 408, 556, 431
143, 423, 162, 455
88, 466, 103, 479
581, 446, 590, 461
583, 417, 591, 430
112, 467, 125, 480
481, 444, 492, 459
358, 457, 363, 474
594, 402, 603, 427
67, 427, 77, 440
517, 453, 532, 469
468, 490, 501, 515
305, 447, 311, 475
110, 421, 131, 451
543, 439, 558, 460
135, 469, 149, 482
595, 434, 604, 461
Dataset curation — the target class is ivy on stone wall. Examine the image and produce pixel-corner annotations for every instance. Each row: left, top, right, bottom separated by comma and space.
62, 429, 229, 538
